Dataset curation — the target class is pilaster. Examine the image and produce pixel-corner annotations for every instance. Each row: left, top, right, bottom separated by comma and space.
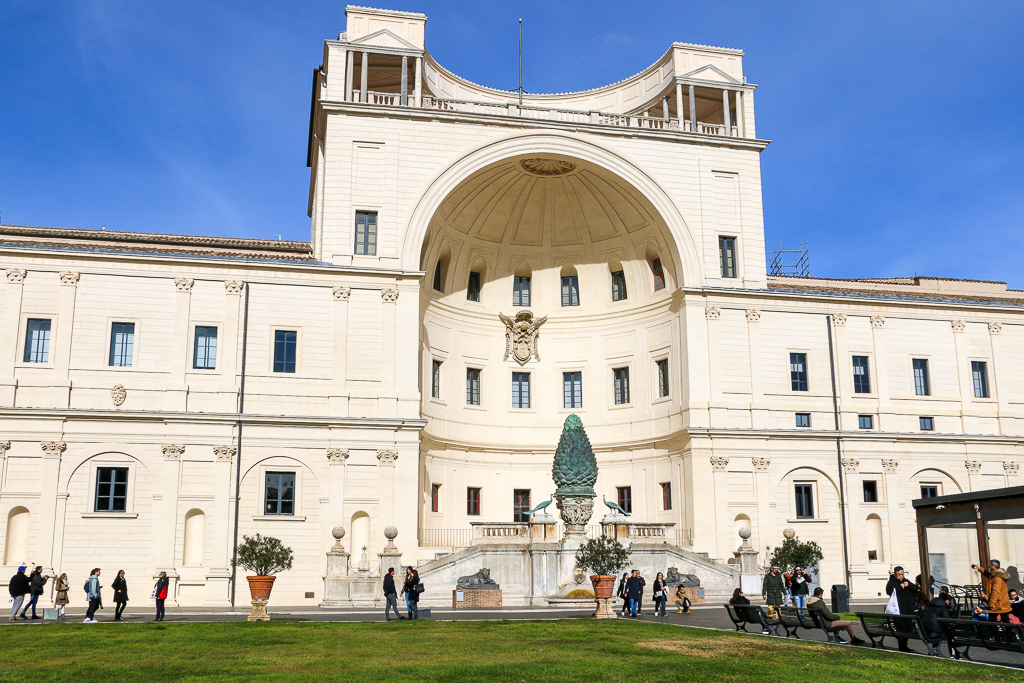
330, 286, 351, 416
379, 288, 399, 416
880, 459, 904, 565
50, 271, 79, 407
159, 445, 185, 573
209, 445, 236, 605
868, 315, 890, 429
0, 269, 27, 405
710, 455, 729, 559
168, 278, 194, 410
326, 447, 349, 555
745, 309, 766, 428
39, 440, 65, 569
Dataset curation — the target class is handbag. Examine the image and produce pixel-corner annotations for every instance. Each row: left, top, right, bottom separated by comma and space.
884, 589, 901, 615
414, 582, 425, 594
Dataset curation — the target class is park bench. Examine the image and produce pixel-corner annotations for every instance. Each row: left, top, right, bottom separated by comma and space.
855, 612, 938, 654
776, 606, 816, 639
938, 618, 1024, 660
806, 608, 850, 644
724, 604, 780, 635
856, 612, 896, 648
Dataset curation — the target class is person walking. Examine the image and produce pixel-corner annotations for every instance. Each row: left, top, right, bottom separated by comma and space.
19, 566, 48, 620
730, 588, 751, 605
383, 567, 405, 621
54, 573, 70, 621
651, 572, 667, 616
625, 570, 643, 617
8, 566, 30, 622
111, 570, 128, 621
972, 559, 1012, 623
635, 570, 647, 615
401, 567, 415, 620
674, 584, 691, 614
885, 566, 918, 651
83, 568, 102, 623
807, 587, 866, 645
407, 568, 422, 620
761, 565, 785, 618
617, 572, 629, 616
790, 566, 811, 610
152, 572, 168, 622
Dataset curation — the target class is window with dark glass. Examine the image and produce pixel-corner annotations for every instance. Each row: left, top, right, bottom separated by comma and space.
858, 414, 874, 429
790, 353, 808, 391
23, 318, 51, 363
433, 260, 444, 292
109, 322, 135, 367
919, 416, 934, 431
513, 276, 531, 306
563, 372, 582, 409
95, 467, 129, 512
512, 372, 530, 409
513, 489, 531, 523
193, 326, 218, 369
863, 480, 878, 503
920, 485, 938, 499
719, 236, 737, 278
613, 367, 630, 405
561, 275, 580, 306
656, 359, 669, 398
794, 484, 814, 519
273, 330, 297, 373
431, 359, 442, 399
354, 211, 377, 256
795, 412, 811, 427
611, 270, 627, 301
467, 487, 481, 516
913, 358, 930, 396
466, 368, 481, 405
431, 483, 441, 513
972, 361, 989, 398
651, 258, 665, 291
617, 486, 633, 514
661, 482, 672, 510
264, 472, 295, 515
467, 271, 481, 302
852, 356, 871, 394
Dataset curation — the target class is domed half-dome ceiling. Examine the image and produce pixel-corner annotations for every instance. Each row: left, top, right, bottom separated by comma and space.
433, 156, 661, 248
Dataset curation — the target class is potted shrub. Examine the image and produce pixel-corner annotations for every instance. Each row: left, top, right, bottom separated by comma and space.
575, 536, 630, 618
233, 534, 294, 620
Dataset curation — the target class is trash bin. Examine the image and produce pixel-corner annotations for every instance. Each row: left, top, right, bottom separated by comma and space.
831, 584, 849, 613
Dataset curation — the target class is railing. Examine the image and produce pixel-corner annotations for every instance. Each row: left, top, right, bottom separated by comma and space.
471, 521, 531, 542
419, 528, 472, 549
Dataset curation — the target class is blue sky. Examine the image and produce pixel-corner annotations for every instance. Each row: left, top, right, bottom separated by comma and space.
2, 1, 1022, 285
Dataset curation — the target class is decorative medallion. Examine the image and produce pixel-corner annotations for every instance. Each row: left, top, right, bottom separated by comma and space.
519, 158, 576, 176
499, 310, 547, 366
111, 384, 126, 406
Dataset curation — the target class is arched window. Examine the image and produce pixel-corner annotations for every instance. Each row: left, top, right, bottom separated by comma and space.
433, 248, 451, 293
866, 514, 884, 562
560, 264, 579, 307
645, 247, 666, 292
4, 507, 30, 566
609, 259, 627, 301
512, 263, 532, 307
467, 257, 486, 302
183, 509, 206, 566
350, 511, 371, 570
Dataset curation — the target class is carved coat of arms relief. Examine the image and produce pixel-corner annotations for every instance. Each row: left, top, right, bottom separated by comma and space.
498, 310, 547, 366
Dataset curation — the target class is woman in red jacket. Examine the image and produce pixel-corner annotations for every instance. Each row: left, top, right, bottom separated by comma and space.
152, 571, 169, 622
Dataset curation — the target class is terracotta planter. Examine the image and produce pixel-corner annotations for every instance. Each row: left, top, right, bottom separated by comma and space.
246, 575, 276, 601
590, 575, 616, 599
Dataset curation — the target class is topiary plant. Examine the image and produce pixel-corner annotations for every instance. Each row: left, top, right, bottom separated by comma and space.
767, 536, 824, 574
233, 534, 294, 576
552, 414, 599, 496
574, 536, 631, 576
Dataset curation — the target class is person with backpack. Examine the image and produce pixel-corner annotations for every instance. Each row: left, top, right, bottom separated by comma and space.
111, 570, 129, 621
83, 568, 102, 623
152, 572, 168, 621
19, 566, 48, 620
8, 566, 30, 622
407, 568, 422, 619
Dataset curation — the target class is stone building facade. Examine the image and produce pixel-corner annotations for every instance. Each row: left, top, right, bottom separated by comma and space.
1, 6, 1020, 605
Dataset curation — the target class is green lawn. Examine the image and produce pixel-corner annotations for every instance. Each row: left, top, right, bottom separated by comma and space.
0, 619, 1008, 682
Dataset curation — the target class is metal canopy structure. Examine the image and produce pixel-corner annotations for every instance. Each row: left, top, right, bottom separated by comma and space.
913, 485, 1024, 594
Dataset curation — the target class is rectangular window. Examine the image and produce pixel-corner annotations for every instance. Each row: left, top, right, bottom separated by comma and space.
852, 355, 871, 394
920, 485, 939, 499
919, 416, 934, 431
858, 414, 874, 429
513, 489, 531, 523
354, 211, 377, 256
617, 486, 633, 514
193, 326, 218, 370
656, 359, 669, 398
513, 276, 531, 306
868, 550, 878, 562
466, 368, 481, 405
108, 322, 135, 367
264, 472, 295, 515
795, 412, 811, 428
972, 361, 989, 398
613, 367, 630, 405
563, 372, 582, 409
431, 483, 441, 513
95, 467, 129, 512
794, 484, 814, 519
273, 330, 297, 373
467, 271, 481, 302
467, 487, 481, 516
561, 276, 580, 306
431, 359, 442, 399
790, 352, 808, 391
651, 259, 665, 291
913, 358, 930, 396
23, 318, 51, 363
863, 480, 878, 503
512, 372, 530, 409
611, 270, 627, 301
719, 236, 737, 278
661, 482, 672, 511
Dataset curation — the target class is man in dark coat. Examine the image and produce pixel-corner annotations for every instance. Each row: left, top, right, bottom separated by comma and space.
762, 565, 785, 618
625, 570, 643, 617
8, 566, 31, 622
885, 566, 919, 652
382, 567, 404, 621
920, 594, 955, 658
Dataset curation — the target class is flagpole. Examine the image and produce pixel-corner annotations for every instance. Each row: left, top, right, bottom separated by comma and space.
518, 18, 523, 107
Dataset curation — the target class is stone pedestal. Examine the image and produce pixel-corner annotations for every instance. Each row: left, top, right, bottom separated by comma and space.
321, 550, 351, 607
593, 597, 617, 619
453, 588, 503, 608
248, 599, 269, 622
555, 493, 595, 540
530, 514, 558, 541
733, 526, 761, 596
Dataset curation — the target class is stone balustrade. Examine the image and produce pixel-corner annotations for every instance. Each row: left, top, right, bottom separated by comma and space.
471, 521, 531, 543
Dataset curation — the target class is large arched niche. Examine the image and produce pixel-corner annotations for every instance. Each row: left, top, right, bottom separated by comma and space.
403, 133, 700, 287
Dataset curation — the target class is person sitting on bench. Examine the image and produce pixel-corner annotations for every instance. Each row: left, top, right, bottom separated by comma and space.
807, 587, 866, 644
